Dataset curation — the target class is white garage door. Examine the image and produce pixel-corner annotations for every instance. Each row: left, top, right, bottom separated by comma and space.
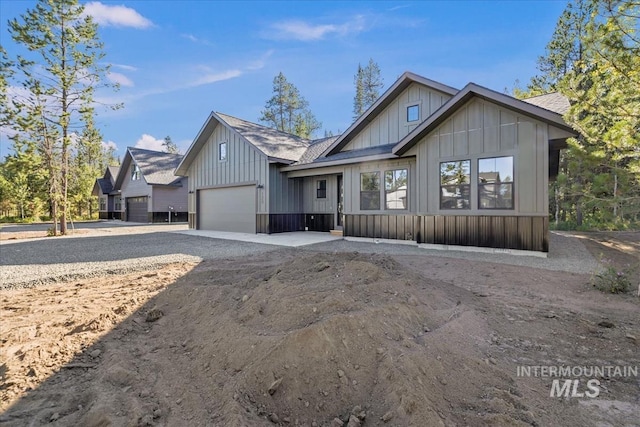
198, 186, 256, 233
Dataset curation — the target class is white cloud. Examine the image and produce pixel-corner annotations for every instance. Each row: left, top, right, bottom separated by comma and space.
108, 72, 134, 87
266, 15, 366, 41
102, 140, 118, 151
134, 134, 164, 151
181, 33, 213, 46
112, 63, 138, 72
84, 2, 153, 29
188, 69, 243, 88
246, 49, 274, 71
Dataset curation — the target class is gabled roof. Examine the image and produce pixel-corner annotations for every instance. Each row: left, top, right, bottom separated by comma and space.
96, 177, 114, 194
322, 71, 458, 157
107, 165, 120, 181
115, 147, 184, 188
92, 165, 120, 196
522, 92, 570, 115
293, 136, 339, 166
393, 83, 577, 156
176, 112, 310, 175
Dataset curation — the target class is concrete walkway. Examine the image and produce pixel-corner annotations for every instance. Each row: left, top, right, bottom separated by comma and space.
173, 229, 343, 247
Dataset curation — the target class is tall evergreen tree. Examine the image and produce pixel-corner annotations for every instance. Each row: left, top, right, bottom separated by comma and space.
353, 59, 383, 120
260, 72, 321, 139
162, 135, 179, 154
6, 0, 119, 234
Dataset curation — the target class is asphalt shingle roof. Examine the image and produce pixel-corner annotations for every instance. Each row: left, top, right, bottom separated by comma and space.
294, 136, 339, 165
522, 92, 570, 115
128, 147, 184, 186
216, 113, 310, 162
96, 178, 113, 194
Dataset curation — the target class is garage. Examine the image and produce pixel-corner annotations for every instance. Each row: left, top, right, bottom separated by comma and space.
126, 196, 149, 223
198, 186, 256, 233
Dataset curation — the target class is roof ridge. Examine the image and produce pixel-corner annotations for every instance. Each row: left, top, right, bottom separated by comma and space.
215, 111, 311, 143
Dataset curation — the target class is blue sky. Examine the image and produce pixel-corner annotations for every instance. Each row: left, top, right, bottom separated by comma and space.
0, 0, 567, 159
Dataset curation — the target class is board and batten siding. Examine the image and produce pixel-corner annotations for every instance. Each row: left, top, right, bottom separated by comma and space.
302, 174, 338, 214
151, 182, 188, 212
268, 164, 303, 214
411, 98, 549, 216
186, 122, 270, 216
342, 158, 417, 215
120, 162, 152, 211
344, 83, 452, 151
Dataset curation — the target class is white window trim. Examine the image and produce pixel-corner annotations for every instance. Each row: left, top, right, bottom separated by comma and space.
218, 141, 228, 162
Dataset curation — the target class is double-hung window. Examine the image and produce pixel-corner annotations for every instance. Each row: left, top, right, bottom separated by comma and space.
316, 179, 327, 199
360, 172, 380, 210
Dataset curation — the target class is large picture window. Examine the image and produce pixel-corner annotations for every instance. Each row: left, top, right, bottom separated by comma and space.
478, 156, 514, 209
360, 172, 380, 210
440, 160, 470, 209
385, 169, 408, 209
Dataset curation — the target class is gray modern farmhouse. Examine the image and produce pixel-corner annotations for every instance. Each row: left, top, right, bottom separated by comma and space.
175, 72, 575, 252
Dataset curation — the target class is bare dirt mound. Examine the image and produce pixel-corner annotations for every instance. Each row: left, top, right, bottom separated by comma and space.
1, 251, 537, 426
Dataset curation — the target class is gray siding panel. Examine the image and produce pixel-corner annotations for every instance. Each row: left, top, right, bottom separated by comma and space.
269, 164, 304, 214
415, 98, 549, 216
344, 83, 453, 151
151, 182, 189, 213
187, 122, 270, 223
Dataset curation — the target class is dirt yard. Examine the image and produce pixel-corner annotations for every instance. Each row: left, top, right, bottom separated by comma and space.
1, 232, 638, 426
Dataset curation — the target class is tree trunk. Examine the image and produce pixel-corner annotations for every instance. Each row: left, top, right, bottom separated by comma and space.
613, 172, 618, 219
554, 186, 560, 226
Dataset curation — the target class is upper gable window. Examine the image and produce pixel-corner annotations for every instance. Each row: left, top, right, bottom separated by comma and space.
131, 164, 141, 181
219, 141, 227, 161
407, 104, 420, 122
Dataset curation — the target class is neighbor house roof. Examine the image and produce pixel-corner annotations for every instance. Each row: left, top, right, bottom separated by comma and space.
115, 147, 184, 188
176, 112, 310, 175
96, 177, 114, 194
92, 165, 120, 196
322, 71, 458, 157
393, 83, 576, 156
522, 92, 570, 115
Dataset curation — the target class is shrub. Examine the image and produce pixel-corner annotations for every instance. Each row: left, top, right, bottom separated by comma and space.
591, 261, 635, 294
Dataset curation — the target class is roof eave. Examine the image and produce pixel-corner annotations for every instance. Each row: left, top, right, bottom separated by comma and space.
281, 152, 400, 172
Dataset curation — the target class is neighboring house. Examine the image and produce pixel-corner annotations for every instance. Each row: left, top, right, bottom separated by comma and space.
92, 166, 122, 220
176, 72, 576, 252
112, 147, 188, 223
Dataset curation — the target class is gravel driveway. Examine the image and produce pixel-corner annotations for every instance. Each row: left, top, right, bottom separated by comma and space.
1, 224, 600, 289
0, 231, 277, 289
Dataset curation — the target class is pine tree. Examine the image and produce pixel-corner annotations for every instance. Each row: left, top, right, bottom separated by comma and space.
353, 63, 365, 120
352, 59, 383, 120
260, 72, 321, 139
6, 0, 120, 234
162, 136, 179, 154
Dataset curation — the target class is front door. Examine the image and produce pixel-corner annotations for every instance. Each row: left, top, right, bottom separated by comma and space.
337, 174, 344, 227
